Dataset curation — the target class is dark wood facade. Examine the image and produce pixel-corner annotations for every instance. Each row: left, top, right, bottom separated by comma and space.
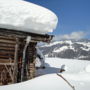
0, 28, 53, 85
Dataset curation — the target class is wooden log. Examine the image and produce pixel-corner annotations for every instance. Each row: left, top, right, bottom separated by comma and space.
0, 47, 15, 50
0, 59, 13, 63
13, 38, 19, 83
0, 28, 54, 43
29, 63, 36, 79
0, 56, 14, 59
0, 44, 15, 48
0, 36, 16, 41
0, 63, 14, 65
26, 42, 37, 79
0, 39, 16, 44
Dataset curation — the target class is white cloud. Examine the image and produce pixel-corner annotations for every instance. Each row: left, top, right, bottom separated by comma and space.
54, 31, 87, 41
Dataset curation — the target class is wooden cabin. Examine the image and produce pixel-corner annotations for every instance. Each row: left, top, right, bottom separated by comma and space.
0, 28, 53, 85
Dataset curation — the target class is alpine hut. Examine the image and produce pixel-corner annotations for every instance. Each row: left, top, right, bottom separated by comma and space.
0, 0, 58, 85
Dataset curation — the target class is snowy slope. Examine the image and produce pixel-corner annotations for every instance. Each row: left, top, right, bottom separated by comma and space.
1, 58, 90, 90
1, 73, 90, 90
36, 58, 90, 90
0, 74, 72, 90
37, 58, 90, 74
0, 0, 58, 34
39, 40, 90, 60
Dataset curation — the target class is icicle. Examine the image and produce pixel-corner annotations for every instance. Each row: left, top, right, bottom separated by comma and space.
21, 36, 31, 82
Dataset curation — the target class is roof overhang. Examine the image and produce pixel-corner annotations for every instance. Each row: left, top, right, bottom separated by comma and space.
0, 28, 54, 43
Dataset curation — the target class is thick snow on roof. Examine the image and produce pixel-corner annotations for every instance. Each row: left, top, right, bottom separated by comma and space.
0, 0, 58, 34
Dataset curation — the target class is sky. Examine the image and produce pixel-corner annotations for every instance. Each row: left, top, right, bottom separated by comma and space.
26, 0, 90, 40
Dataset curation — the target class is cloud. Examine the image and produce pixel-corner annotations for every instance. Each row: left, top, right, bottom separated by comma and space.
54, 31, 87, 41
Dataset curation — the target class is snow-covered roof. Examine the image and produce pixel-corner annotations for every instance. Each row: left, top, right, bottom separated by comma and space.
0, 0, 58, 34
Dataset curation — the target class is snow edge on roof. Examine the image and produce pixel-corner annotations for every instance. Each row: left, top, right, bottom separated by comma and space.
0, 0, 58, 34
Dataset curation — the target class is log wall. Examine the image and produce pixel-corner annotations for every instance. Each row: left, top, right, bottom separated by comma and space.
0, 35, 37, 85
0, 28, 53, 85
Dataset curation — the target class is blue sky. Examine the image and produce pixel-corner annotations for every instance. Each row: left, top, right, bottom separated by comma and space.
26, 0, 90, 39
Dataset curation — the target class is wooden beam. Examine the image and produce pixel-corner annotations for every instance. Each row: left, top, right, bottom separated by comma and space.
0, 39, 16, 44
13, 38, 19, 83
0, 28, 54, 43
0, 63, 14, 65
0, 59, 13, 63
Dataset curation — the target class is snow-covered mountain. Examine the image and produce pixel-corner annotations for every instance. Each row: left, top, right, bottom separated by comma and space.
39, 39, 90, 60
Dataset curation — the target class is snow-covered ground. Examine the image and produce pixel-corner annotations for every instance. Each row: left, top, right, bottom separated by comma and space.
38, 58, 90, 74
36, 58, 90, 90
1, 57, 90, 90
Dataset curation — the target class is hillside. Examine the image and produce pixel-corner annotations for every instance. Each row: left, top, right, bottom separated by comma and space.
39, 39, 90, 60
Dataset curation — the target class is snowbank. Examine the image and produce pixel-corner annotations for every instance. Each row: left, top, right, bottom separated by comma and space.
85, 65, 90, 72
1, 73, 90, 90
36, 58, 90, 90
44, 58, 90, 73
0, 74, 72, 90
0, 0, 58, 34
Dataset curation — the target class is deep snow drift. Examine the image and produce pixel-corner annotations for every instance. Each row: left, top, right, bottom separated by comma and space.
0, 0, 58, 34
37, 58, 90, 75
1, 58, 90, 90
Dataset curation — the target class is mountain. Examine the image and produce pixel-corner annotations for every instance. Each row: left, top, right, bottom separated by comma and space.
39, 39, 90, 60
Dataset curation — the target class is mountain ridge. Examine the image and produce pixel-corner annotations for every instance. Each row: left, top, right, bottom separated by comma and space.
39, 39, 90, 60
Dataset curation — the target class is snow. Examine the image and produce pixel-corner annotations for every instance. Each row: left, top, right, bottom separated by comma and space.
60, 64, 68, 71
53, 46, 68, 53
80, 47, 90, 51
35, 48, 45, 67
1, 57, 90, 90
85, 65, 90, 72
36, 58, 90, 90
64, 40, 73, 44
41, 41, 62, 47
35, 57, 42, 67
53, 45, 75, 53
26, 36, 31, 43
37, 58, 90, 74
78, 55, 89, 59
36, 48, 45, 60
0, 74, 72, 90
41, 40, 73, 48
77, 42, 90, 48
0, 0, 58, 34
